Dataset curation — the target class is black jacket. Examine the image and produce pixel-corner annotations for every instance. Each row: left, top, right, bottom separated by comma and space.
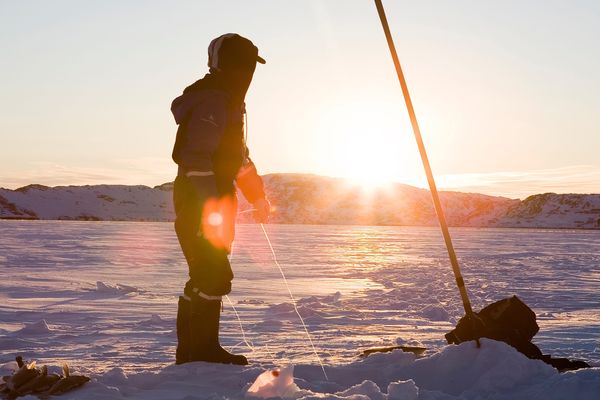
171, 74, 250, 196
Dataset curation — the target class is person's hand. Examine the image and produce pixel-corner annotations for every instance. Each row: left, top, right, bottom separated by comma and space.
253, 197, 271, 223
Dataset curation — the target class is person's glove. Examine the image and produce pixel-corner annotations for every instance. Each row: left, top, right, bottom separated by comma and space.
253, 197, 271, 223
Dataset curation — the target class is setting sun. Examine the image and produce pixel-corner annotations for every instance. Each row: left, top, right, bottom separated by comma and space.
309, 100, 421, 189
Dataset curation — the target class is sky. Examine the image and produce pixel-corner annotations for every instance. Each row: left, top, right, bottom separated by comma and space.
0, 0, 598, 199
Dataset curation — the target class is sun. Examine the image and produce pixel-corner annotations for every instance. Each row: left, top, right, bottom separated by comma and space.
329, 133, 403, 191
311, 100, 420, 191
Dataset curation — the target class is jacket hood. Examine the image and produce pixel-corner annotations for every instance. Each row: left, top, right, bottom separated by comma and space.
171, 71, 251, 124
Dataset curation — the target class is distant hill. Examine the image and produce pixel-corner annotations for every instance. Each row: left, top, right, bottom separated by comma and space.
1, 174, 599, 229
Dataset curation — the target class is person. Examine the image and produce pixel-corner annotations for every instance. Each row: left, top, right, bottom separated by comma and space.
170, 33, 270, 365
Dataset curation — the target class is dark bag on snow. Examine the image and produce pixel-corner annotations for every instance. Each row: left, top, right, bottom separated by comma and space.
445, 295, 542, 358
445, 295, 590, 371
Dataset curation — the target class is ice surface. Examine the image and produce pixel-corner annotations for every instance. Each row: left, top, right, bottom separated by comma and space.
0, 221, 599, 399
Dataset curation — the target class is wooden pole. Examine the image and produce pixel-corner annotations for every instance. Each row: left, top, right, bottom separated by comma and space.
373, 0, 473, 316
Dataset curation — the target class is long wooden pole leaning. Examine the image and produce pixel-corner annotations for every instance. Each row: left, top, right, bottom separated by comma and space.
373, 0, 474, 316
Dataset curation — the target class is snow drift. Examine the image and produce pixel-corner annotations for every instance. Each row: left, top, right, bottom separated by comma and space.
3, 340, 595, 400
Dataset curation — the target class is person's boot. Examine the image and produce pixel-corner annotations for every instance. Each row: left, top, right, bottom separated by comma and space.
175, 296, 191, 365
189, 296, 248, 365
205, 299, 249, 365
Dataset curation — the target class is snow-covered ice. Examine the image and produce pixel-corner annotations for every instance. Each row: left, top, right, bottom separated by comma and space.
0, 221, 599, 399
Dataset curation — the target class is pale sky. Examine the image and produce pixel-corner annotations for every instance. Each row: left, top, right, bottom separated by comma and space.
1, 0, 598, 199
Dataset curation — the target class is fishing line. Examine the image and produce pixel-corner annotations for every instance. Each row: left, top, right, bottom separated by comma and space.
226, 241, 278, 366
259, 223, 329, 381
237, 208, 257, 215
225, 242, 255, 354
224, 294, 279, 365
224, 294, 255, 352
226, 208, 328, 378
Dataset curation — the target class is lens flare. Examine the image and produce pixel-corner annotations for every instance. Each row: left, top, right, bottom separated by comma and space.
207, 212, 224, 226
201, 196, 236, 250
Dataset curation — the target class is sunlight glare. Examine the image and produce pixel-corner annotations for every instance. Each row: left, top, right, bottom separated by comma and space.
314, 100, 418, 190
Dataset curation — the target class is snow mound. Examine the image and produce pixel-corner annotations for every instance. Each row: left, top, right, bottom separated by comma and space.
298, 292, 342, 306
22, 339, 599, 399
291, 339, 598, 399
387, 380, 418, 400
140, 314, 167, 326
16, 319, 52, 335
336, 380, 386, 400
99, 367, 129, 385
418, 304, 450, 321
269, 302, 296, 314
95, 281, 139, 295
403, 339, 557, 396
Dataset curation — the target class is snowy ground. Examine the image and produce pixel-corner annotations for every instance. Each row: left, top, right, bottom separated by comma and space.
0, 221, 598, 399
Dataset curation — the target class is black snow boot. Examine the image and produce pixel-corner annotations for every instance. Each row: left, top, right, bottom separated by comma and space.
175, 296, 191, 365
189, 296, 248, 365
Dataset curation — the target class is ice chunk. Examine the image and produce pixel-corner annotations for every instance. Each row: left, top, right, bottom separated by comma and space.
95, 281, 138, 295
336, 380, 385, 400
387, 380, 418, 400
246, 365, 300, 399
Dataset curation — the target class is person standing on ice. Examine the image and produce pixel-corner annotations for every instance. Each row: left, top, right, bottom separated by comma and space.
170, 33, 270, 365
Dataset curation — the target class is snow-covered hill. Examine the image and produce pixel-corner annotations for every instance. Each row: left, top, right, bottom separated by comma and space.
496, 193, 600, 229
0, 183, 173, 221
1, 174, 598, 228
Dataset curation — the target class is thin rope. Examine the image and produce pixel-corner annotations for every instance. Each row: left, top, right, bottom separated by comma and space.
259, 223, 329, 381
